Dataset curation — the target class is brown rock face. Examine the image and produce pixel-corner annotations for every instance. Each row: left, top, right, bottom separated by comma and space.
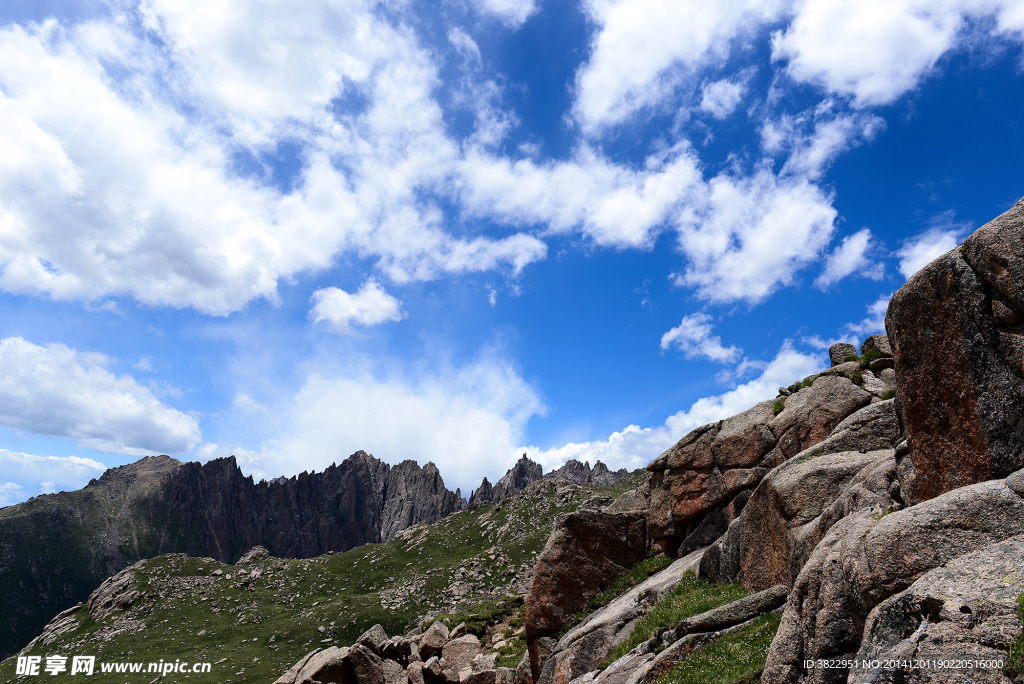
886, 197, 1024, 504
647, 376, 871, 555
524, 510, 648, 681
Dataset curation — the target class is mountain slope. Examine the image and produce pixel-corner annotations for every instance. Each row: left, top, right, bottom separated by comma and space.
0, 451, 461, 659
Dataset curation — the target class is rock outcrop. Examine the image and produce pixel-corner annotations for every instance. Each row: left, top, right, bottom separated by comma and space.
544, 460, 629, 487
0, 451, 462, 659
525, 510, 649, 680
470, 456, 544, 507
887, 197, 1024, 504
647, 373, 873, 557
762, 472, 1024, 683
470, 457, 629, 507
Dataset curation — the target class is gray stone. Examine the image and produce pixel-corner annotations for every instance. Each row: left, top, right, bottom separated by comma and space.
860, 334, 892, 357
849, 534, 1024, 683
470, 455, 543, 506
763, 477, 1024, 684
420, 622, 450, 659
357, 624, 390, 655
829, 343, 858, 367
700, 449, 894, 591
441, 635, 481, 682
273, 649, 322, 684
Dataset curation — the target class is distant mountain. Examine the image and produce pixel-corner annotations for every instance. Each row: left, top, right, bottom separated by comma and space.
468, 455, 629, 506
0, 451, 461, 659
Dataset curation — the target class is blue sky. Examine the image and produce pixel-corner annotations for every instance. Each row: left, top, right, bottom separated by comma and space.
1, 0, 1023, 505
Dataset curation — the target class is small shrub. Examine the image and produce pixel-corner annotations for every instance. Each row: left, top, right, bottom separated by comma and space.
881, 389, 897, 400
772, 399, 785, 416
842, 354, 859, 363
850, 372, 864, 386
801, 376, 815, 388
859, 349, 882, 369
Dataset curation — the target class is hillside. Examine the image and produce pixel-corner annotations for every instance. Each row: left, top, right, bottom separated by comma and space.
0, 476, 641, 683
0, 451, 462, 660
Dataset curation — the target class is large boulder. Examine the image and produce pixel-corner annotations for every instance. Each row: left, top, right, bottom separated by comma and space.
534, 556, 699, 684
762, 473, 1024, 684
829, 343, 858, 367
848, 532, 1024, 683
525, 510, 648, 680
439, 634, 481, 682
766, 376, 873, 465
700, 449, 896, 592
886, 196, 1024, 504
646, 401, 777, 554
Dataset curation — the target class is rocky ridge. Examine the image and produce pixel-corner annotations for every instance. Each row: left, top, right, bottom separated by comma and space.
0, 451, 462, 660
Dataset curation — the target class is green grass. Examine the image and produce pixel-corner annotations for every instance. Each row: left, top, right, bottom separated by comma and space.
859, 349, 882, 369
1006, 593, 1024, 679
0, 479, 627, 683
603, 572, 748, 665
771, 400, 785, 416
654, 612, 780, 684
842, 354, 859, 363
850, 372, 864, 386
426, 595, 523, 636
881, 389, 897, 400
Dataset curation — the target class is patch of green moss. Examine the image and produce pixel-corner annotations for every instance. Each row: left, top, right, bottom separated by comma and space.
603, 572, 748, 665
842, 354, 859, 363
850, 372, 864, 386
772, 400, 785, 416
655, 612, 780, 684
881, 389, 897, 401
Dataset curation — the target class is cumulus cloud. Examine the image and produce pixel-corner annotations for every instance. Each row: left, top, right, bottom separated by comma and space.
896, 224, 967, 278
700, 78, 747, 119
773, 0, 1024, 106
0, 337, 200, 455
845, 294, 892, 336
0, 482, 24, 507
0, 449, 106, 505
231, 355, 545, 494
470, 0, 540, 26
665, 340, 823, 435
660, 312, 742, 363
673, 168, 837, 303
310, 280, 405, 334
815, 228, 884, 288
522, 340, 823, 472
573, 0, 786, 132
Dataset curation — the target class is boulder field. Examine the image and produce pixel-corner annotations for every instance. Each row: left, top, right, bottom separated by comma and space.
265, 197, 1024, 682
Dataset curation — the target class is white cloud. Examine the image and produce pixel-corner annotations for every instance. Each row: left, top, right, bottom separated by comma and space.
773, 0, 1024, 107
0, 482, 24, 507
448, 27, 481, 63
523, 340, 823, 472
815, 228, 884, 288
231, 355, 545, 494
521, 424, 677, 474
660, 312, 742, 363
665, 340, 823, 435
845, 294, 892, 336
0, 449, 106, 505
896, 224, 967, 278
673, 168, 837, 303
699, 78, 746, 119
779, 111, 885, 179
40, 481, 55, 495
470, 0, 540, 27
310, 280, 406, 334
0, 337, 200, 455
459, 144, 704, 248
573, 0, 787, 133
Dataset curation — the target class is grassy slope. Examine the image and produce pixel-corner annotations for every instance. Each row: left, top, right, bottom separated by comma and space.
0, 480, 632, 684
